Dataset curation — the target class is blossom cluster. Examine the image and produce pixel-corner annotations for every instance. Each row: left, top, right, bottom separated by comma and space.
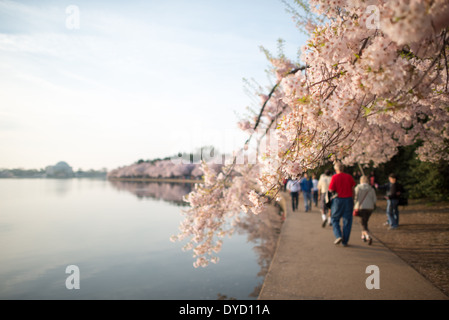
171, 161, 263, 267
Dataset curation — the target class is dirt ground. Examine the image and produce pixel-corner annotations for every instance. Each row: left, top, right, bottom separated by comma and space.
366, 198, 449, 297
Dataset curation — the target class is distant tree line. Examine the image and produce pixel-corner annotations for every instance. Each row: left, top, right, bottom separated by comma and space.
0, 168, 107, 179
0, 168, 45, 178
135, 145, 220, 165
74, 168, 108, 178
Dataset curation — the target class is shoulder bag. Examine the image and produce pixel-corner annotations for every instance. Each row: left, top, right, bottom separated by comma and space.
353, 189, 369, 216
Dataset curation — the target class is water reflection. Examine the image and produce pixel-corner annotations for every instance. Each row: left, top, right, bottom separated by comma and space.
234, 203, 283, 297
46, 179, 73, 196
108, 180, 283, 298
108, 180, 193, 206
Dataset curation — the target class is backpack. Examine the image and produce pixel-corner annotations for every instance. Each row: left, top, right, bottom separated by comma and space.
325, 191, 337, 209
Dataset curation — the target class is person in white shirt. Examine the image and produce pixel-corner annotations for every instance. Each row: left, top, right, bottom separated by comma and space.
354, 175, 377, 245
317, 170, 332, 227
286, 179, 301, 212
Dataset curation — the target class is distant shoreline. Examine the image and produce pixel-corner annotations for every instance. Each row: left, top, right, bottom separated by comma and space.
0, 177, 201, 184
107, 177, 201, 184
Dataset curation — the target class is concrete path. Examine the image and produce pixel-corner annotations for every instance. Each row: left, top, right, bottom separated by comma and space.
258, 193, 448, 300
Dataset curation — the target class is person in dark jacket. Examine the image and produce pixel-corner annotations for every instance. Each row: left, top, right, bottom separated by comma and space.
376, 173, 403, 230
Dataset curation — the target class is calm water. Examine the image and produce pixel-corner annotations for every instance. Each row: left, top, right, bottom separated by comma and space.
0, 179, 277, 300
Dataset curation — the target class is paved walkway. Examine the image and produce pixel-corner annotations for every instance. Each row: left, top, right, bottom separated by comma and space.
258, 193, 448, 300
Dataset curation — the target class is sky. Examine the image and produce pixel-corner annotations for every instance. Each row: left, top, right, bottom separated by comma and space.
0, 0, 307, 171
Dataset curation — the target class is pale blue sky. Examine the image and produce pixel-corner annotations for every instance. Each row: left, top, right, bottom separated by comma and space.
0, 0, 306, 170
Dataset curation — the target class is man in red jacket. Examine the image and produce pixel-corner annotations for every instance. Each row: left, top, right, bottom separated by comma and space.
328, 162, 356, 246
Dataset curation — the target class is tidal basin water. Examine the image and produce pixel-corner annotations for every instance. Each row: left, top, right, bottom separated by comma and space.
0, 179, 280, 300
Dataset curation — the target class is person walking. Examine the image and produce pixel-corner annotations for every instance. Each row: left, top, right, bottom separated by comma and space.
286, 179, 301, 212
328, 162, 356, 246
300, 173, 313, 212
317, 169, 332, 227
376, 173, 403, 230
312, 174, 319, 207
354, 175, 377, 245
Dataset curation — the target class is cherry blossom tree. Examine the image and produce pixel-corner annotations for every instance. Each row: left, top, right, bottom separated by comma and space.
173, 0, 449, 267
107, 160, 200, 179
